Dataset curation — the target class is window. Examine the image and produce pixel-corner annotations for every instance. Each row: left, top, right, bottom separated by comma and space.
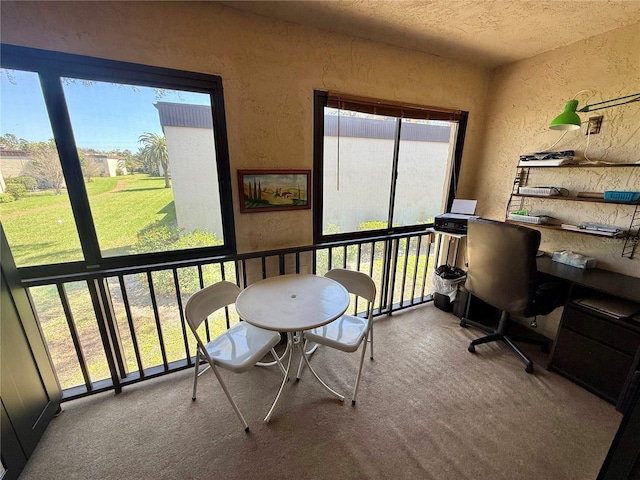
313, 91, 467, 242
0, 45, 235, 276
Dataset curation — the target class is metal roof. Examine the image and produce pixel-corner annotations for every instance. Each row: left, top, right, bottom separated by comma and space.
155, 102, 451, 142
324, 116, 451, 142
155, 102, 213, 129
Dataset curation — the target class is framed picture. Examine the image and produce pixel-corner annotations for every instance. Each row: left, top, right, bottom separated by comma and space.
237, 169, 311, 213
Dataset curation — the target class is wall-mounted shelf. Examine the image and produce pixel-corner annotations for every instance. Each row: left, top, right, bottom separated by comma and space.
517, 162, 639, 168
506, 163, 640, 259
511, 193, 640, 206
505, 220, 626, 237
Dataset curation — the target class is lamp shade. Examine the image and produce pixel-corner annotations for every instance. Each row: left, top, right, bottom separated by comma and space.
549, 100, 582, 130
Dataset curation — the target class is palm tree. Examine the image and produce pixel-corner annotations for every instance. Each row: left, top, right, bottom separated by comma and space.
138, 132, 170, 188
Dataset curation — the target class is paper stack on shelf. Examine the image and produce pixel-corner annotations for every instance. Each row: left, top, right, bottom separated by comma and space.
518, 186, 562, 196
560, 223, 625, 236
518, 150, 578, 167
579, 222, 625, 235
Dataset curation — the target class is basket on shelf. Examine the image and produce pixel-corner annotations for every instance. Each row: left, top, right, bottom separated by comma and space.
508, 214, 549, 224
603, 191, 640, 203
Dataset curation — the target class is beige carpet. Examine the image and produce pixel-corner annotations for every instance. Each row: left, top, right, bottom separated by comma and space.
20, 305, 621, 480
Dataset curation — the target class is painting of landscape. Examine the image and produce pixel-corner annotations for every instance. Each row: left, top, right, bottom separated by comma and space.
238, 169, 311, 212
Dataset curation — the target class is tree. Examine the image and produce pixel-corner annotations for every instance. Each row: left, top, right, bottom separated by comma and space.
27, 148, 65, 194
82, 156, 102, 182
117, 150, 137, 175
1, 133, 19, 149
138, 133, 170, 188
0, 133, 30, 150
134, 148, 157, 175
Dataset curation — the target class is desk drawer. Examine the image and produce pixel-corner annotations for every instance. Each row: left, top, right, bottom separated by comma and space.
563, 305, 640, 356
553, 328, 633, 404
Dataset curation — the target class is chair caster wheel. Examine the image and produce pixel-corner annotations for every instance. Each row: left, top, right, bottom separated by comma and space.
525, 364, 534, 374
460, 320, 468, 328
468, 344, 475, 353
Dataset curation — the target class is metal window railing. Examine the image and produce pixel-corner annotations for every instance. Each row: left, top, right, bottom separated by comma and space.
23, 230, 459, 401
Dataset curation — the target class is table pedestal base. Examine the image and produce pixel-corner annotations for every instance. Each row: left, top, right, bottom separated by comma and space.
264, 331, 344, 423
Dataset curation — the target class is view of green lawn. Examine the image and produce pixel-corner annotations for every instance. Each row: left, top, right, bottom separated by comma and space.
1, 174, 187, 388
0, 174, 177, 266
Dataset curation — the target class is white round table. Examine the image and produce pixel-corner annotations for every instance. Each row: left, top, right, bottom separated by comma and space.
236, 274, 350, 331
236, 274, 350, 422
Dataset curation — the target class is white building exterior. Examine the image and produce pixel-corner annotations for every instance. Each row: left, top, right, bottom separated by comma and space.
0, 151, 124, 194
156, 102, 224, 239
157, 103, 454, 238
0, 150, 31, 192
87, 154, 126, 177
322, 136, 453, 232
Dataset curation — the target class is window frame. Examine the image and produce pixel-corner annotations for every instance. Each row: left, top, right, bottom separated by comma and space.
1, 44, 236, 278
312, 90, 468, 243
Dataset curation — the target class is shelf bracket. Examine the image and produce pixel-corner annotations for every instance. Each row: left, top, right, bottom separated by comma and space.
622, 204, 639, 259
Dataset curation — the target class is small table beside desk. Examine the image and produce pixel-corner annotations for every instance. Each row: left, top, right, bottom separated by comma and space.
235, 274, 350, 422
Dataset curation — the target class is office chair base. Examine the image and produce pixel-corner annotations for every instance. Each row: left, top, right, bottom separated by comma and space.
460, 317, 494, 335
466, 312, 536, 374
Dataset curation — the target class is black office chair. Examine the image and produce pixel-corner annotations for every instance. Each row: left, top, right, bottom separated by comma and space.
460, 218, 564, 373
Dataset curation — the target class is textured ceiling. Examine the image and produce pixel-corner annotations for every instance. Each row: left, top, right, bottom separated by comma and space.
221, 1, 640, 68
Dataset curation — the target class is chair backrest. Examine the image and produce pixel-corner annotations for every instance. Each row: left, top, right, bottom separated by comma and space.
464, 218, 540, 316
184, 281, 240, 332
324, 269, 376, 304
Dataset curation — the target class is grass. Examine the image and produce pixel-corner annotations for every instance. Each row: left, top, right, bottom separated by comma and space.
0, 174, 175, 265
31, 261, 241, 389
89, 177, 176, 257
2, 174, 181, 386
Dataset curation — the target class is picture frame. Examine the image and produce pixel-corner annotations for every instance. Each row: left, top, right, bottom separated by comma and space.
237, 169, 311, 213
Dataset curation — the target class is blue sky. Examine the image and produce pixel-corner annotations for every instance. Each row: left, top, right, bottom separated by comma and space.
1, 69, 210, 152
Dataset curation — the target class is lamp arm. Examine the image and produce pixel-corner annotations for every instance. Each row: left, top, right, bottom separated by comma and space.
578, 93, 640, 112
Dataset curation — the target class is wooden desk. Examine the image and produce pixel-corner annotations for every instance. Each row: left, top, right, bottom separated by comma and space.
536, 256, 640, 303
536, 256, 640, 410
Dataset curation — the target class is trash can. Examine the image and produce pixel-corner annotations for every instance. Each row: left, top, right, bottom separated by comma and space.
432, 264, 466, 312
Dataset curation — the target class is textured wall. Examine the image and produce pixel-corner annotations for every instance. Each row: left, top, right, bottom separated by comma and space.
472, 23, 640, 277
0, 1, 490, 253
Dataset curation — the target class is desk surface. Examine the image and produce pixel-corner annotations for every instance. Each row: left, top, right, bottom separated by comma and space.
235, 274, 350, 332
537, 256, 640, 303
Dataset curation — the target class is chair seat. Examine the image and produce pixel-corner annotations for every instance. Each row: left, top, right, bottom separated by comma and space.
204, 322, 281, 373
305, 314, 368, 353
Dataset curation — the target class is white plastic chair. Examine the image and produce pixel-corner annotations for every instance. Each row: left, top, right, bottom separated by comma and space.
186, 281, 283, 432
297, 269, 376, 404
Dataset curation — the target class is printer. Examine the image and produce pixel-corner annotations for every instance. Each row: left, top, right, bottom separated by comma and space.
434, 199, 479, 234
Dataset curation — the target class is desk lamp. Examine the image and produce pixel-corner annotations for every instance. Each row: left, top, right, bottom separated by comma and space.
549, 92, 640, 130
